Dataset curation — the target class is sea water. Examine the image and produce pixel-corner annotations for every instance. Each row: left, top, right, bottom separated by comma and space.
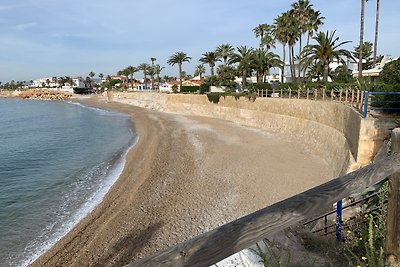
0, 99, 136, 266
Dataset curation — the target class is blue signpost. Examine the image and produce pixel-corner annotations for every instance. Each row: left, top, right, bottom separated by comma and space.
336, 200, 343, 241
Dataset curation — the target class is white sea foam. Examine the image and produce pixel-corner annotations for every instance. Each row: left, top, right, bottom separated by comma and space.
15, 103, 139, 267
66, 101, 130, 118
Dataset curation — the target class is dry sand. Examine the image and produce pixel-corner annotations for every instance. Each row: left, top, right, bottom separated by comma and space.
31, 96, 332, 267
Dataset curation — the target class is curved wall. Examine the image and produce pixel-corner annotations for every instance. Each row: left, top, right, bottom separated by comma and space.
164, 95, 361, 177
111, 92, 390, 177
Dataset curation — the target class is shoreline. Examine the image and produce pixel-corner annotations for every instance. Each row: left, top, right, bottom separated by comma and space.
31, 95, 333, 266
14, 99, 137, 266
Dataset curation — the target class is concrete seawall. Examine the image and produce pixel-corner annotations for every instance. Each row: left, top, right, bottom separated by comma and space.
111, 92, 396, 177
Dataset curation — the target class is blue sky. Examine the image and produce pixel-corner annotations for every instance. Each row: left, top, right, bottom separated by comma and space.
0, 0, 399, 82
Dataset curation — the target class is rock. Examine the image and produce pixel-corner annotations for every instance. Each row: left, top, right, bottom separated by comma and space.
17, 89, 72, 101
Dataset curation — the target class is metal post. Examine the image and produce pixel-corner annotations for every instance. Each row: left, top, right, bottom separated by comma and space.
324, 215, 328, 234
336, 200, 343, 241
363, 91, 369, 118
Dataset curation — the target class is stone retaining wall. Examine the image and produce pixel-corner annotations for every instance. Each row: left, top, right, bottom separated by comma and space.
111, 92, 396, 176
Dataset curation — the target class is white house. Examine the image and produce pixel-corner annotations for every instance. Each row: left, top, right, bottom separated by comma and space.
31, 78, 59, 88
353, 55, 399, 80
72, 77, 86, 88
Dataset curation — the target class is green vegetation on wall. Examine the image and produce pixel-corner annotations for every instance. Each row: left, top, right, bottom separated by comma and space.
180, 86, 199, 93
380, 58, 400, 84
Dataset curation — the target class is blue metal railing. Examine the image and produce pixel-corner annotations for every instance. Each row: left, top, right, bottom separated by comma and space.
363, 91, 400, 118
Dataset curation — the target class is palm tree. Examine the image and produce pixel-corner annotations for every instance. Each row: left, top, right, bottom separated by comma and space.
154, 64, 164, 90
232, 46, 254, 90
167, 51, 191, 88
291, 0, 314, 79
274, 11, 302, 82
306, 10, 325, 46
150, 58, 157, 90
85, 77, 92, 91
199, 51, 220, 77
285, 13, 301, 82
194, 64, 206, 80
274, 13, 291, 83
52, 77, 58, 88
216, 44, 235, 66
301, 30, 353, 82
126, 66, 138, 89
373, 0, 380, 64
251, 48, 282, 83
89, 72, 95, 79
358, 0, 368, 80
148, 66, 156, 90
303, 9, 325, 78
45, 79, 51, 88
253, 24, 274, 47
139, 63, 150, 89
88, 72, 95, 92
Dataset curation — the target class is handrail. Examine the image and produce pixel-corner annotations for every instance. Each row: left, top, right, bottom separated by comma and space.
363, 91, 400, 118
127, 154, 400, 267
303, 190, 381, 225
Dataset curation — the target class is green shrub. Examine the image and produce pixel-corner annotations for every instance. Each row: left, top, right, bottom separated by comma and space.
199, 83, 210, 94
253, 83, 273, 91
73, 87, 90, 94
380, 58, 400, 84
206, 92, 248, 104
207, 92, 224, 103
180, 86, 199, 93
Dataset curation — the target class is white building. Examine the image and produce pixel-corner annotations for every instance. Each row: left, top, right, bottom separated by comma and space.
353, 55, 399, 80
31, 78, 59, 88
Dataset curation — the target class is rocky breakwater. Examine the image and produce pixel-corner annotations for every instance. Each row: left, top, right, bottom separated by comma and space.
18, 89, 72, 101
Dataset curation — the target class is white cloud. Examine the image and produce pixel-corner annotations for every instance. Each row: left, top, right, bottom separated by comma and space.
14, 22, 37, 31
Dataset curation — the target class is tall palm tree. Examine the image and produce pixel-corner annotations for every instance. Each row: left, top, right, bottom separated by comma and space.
139, 63, 150, 89
358, 0, 368, 80
154, 64, 164, 90
301, 30, 353, 82
167, 51, 191, 88
291, 0, 314, 79
148, 66, 156, 90
88, 71, 95, 92
232, 46, 254, 90
216, 44, 235, 66
373, 0, 380, 64
126, 66, 138, 89
89, 72, 95, 79
253, 24, 275, 48
303, 9, 325, 78
199, 51, 220, 77
306, 10, 325, 46
251, 48, 283, 83
285, 13, 301, 82
194, 64, 206, 79
274, 13, 291, 83
150, 58, 156, 90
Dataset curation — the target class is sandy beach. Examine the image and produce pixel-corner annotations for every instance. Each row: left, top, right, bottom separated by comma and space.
31, 96, 332, 267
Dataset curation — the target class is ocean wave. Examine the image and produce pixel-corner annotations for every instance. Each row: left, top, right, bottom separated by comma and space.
18, 137, 138, 267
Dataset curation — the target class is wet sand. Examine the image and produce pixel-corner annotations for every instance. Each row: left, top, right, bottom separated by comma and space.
31, 96, 332, 266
